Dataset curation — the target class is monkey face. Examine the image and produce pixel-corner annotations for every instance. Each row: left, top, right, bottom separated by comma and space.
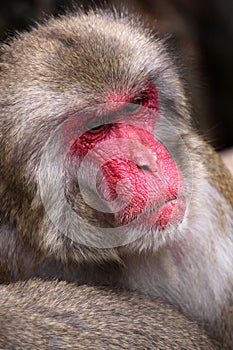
39, 83, 191, 250
0, 11, 193, 257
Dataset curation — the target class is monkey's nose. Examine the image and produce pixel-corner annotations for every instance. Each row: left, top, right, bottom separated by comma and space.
132, 149, 157, 173
137, 164, 151, 171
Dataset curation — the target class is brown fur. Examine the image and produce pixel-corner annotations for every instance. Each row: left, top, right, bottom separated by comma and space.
221, 148, 233, 175
0, 279, 218, 349
204, 144, 233, 208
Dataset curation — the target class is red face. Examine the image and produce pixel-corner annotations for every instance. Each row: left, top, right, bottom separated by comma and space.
66, 82, 186, 231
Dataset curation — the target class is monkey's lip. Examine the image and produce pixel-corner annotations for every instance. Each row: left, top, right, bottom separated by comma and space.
121, 197, 186, 230
144, 197, 186, 230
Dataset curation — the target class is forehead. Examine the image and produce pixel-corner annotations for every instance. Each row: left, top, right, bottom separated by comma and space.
2, 11, 186, 115
5, 13, 156, 98
42, 14, 153, 93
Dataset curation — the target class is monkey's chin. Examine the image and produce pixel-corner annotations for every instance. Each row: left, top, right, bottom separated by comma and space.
118, 198, 186, 231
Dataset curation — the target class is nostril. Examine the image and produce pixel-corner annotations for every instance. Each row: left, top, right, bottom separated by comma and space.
137, 164, 151, 171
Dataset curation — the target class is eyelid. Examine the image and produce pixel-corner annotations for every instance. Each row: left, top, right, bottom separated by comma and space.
85, 108, 121, 131
85, 116, 108, 131
84, 100, 144, 132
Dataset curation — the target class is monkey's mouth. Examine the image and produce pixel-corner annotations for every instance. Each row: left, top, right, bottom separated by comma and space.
144, 197, 186, 230
117, 196, 186, 230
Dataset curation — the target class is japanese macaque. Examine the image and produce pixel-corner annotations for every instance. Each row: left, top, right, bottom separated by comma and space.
0, 279, 218, 349
0, 8, 232, 349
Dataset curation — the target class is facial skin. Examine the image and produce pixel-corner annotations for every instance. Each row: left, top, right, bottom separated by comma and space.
65, 87, 187, 230
0, 9, 232, 349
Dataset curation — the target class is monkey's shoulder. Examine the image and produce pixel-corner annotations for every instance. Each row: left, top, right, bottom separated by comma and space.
204, 144, 233, 209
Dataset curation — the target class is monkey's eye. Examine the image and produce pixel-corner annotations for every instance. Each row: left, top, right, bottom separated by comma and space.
131, 97, 145, 105
131, 94, 150, 107
131, 83, 159, 111
85, 115, 109, 134
89, 124, 107, 134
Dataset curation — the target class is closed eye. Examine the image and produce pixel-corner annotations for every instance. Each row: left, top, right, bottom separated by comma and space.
89, 124, 106, 133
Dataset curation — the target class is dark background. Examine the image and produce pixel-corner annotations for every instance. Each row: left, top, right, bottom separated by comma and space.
0, 0, 232, 150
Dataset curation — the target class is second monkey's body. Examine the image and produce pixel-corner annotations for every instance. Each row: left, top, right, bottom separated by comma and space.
0, 9, 232, 349
0, 279, 218, 350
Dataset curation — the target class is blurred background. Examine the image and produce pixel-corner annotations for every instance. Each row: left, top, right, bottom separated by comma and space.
0, 0, 232, 150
